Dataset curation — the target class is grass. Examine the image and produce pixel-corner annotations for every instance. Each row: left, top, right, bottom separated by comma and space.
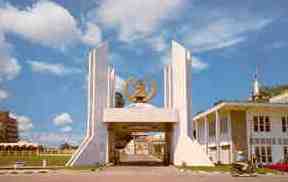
0, 155, 71, 167
178, 164, 279, 174
64, 164, 105, 171
256, 167, 278, 174
178, 164, 231, 172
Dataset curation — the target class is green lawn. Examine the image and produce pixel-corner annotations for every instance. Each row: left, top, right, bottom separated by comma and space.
178, 165, 278, 174
178, 165, 231, 172
0, 155, 71, 167
65, 164, 106, 171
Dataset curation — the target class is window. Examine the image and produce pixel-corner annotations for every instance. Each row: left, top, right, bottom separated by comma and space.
267, 146, 272, 163
265, 116, 271, 132
253, 115, 271, 133
254, 146, 273, 163
261, 138, 266, 145
261, 146, 266, 163
284, 146, 288, 160
253, 116, 258, 132
282, 117, 287, 132
259, 116, 264, 132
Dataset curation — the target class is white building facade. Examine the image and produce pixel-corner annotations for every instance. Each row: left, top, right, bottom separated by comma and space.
193, 102, 288, 165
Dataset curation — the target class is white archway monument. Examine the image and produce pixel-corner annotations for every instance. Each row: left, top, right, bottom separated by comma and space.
66, 41, 213, 167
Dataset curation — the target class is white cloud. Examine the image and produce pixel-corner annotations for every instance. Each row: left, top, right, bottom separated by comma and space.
21, 132, 82, 146
191, 56, 208, 71
28, 61, 81, 76
96, 0, 185, 42
53, 112, 73, 126
10, 113, 33, 133
0, 88, 9, 100
60, 126, 72, 133
0, 1, 101, 48
183, 18, 273, 53
146, 35, 167, 52
81, 22, 102, 46
0, 33, 21, 81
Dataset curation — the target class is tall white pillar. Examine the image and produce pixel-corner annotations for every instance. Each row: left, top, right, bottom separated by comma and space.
107, 67, 115, 108
170, 41, 213, 166
171, 41, 192, 136
66, 43, 110, 166
164, 64, 173, 108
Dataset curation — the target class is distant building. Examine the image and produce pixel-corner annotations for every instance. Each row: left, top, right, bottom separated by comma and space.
0, 111, 18, 143
193, 73, 288, 165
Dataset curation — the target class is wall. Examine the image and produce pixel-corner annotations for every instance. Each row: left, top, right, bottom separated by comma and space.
247, 109, 288, 163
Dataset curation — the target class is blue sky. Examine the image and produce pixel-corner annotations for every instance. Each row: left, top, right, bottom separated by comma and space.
0, 0, 287, 146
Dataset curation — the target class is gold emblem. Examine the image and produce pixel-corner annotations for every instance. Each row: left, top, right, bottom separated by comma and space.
124, 78, 157, 103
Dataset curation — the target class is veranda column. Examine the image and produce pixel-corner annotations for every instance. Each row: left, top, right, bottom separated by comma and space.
195, 120, 198, 139
228, 111, 233, 163
215, 110, 220, 163
204, 116, 208, 154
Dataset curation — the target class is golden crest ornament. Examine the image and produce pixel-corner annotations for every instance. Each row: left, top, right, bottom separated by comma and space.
123, 78, 157, 103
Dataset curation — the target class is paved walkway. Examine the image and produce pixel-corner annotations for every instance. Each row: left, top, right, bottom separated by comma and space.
1, 169, 287, 182
119, 154, 164, 166
99, 165, 177, 176
1, 158, 288, 182
121, 154, 162, 162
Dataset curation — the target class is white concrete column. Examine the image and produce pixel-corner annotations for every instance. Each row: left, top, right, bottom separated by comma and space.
170, 41, 213, 166
107, 67, 115, 108
164, 66, 168, 108
171, 41, 191, 136
168, 64, 173, 108
164, 64, 173, 108
67, 42, 109, 166
215, 110, 220, 163
204, 116, 208, 154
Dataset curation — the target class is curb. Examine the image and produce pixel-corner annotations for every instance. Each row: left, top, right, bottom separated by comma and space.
0, 170, 49, 175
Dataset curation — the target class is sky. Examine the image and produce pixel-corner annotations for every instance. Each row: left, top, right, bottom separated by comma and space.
0, 0, 287, 146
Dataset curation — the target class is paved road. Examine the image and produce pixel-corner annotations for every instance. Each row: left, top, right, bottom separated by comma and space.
121, 154, 162, 162
1, 166, 287, 182
119, 154, 163, 166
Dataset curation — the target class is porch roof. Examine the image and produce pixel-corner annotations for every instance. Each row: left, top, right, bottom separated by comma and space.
193, 101, 288, 121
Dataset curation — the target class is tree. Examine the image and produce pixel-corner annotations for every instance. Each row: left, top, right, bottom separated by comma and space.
59, 142, 71, 150
115, 92, 125, 108
262, 85, 288, 97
